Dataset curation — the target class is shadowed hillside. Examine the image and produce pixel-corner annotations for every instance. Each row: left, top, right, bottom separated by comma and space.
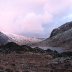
50, 21, 72, 37
32, 21, 72, 49
0, 32, 9, 45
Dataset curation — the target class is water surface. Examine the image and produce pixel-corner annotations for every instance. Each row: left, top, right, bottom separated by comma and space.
32, 46, 65, 53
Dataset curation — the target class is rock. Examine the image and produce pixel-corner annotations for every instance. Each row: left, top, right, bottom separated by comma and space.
20, 45, 33, 52
0, 42, 46, 54
33, 47, 45, 53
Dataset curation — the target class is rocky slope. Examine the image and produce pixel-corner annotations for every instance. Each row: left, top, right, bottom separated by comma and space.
0, 32, 9, 45
42, 28, 72, 48
0, 32, 44, 45
46, 21, 72, 49
50, 21, 72, 37
33, 21, 72, 49
7, 33, 44, 45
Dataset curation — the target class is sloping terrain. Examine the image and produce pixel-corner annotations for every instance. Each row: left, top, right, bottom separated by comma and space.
6, 33, 44, 45
0, 32, 9, 45
50, 21, 72, 37
32, 21, 72, 49
0, 32, 44, 45
41, 28, 72, 48
46, 21, 72, 48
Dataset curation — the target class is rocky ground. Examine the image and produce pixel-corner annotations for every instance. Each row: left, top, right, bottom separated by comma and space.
48, 57, 72, 72
0, 52, 52, 72
0, 42, 71, 72
0, 52, 71, 72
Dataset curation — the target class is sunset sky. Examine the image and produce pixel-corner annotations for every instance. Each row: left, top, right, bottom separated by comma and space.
0, 0, 72, 38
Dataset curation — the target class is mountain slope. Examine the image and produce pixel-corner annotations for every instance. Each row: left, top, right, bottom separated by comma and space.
6, 33, 44, 45
33, 21, 72, 49
0, 32, 9, 45
42, 28, 72, 48
0, 32, 44, 45
50, 21, 72, 37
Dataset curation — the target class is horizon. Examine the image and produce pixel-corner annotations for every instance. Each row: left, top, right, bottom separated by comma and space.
0, 0, 72, 38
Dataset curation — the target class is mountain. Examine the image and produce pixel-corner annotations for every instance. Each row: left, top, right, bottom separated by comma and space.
6, 33, 44, 45
33, 21, 72, 49
0, 32, 44, 45
50, 21, 72, 37
0, 32, 9, 45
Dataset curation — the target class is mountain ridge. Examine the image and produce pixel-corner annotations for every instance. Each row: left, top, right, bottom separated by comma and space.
0, 32, 44, 45
32, 21, 72, 49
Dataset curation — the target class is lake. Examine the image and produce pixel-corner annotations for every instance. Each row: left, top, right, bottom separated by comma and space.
32, 46, 65, 53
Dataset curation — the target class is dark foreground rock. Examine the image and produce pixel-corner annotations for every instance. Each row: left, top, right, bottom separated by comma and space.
0, 42, 72, 72
0, 42, 46, 54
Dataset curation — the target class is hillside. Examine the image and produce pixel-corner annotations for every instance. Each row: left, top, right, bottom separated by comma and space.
7, 33, 44, 45
0, 32, 9, 45
50, 21, 72, 37
0, 32, 44, 45
43, 28, 72, 48
32, 21, 72, 49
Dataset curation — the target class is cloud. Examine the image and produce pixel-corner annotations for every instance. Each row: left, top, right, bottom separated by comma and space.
12, 11, 53, 33
44, 0, 72, 14
0, 0, 72, 37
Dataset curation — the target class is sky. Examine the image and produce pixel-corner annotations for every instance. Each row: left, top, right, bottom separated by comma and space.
0, 0, 72, 38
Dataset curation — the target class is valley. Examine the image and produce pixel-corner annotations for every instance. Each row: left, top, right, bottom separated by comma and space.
0, 21, 72, 72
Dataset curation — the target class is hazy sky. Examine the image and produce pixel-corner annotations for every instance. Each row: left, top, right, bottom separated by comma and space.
0, 0, 72, 38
